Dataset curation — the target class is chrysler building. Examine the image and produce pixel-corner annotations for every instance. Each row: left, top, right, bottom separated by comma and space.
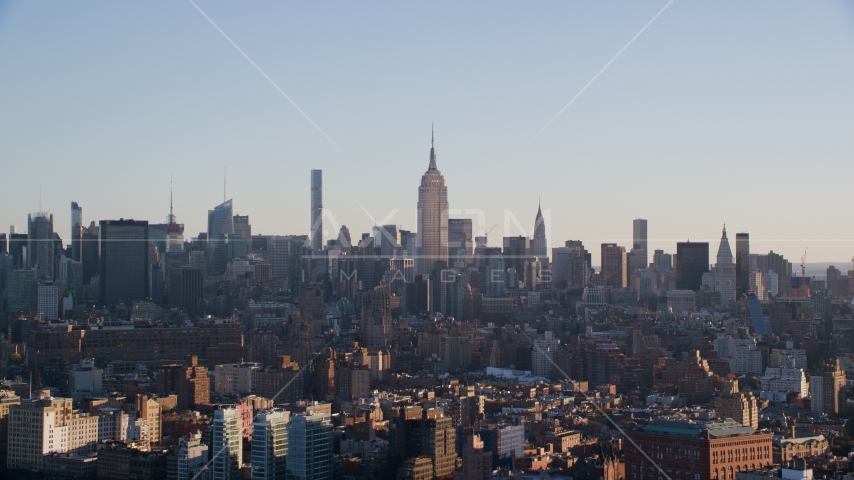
532, 199, 548, 264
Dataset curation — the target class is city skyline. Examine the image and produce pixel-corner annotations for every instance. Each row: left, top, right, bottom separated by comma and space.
1, 158, 851, 269
2, 3, 854, 478
1, 2, 852, 262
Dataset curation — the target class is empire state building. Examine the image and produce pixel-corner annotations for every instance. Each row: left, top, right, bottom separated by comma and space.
416, 130, 449, 274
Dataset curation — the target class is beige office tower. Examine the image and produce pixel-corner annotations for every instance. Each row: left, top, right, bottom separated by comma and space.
7, 391, 98, 472
811, 359, 846, 415
600, 243, 627, 288
714, 379, 759, 429
137, 394, 162, 446
0, 390, 21, 467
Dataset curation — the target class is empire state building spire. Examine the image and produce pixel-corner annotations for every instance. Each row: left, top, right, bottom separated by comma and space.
428, 124, 438, 171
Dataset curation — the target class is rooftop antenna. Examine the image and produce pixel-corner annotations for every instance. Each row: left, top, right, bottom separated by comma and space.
168, 175, 176, 225
224, 167, 226, 202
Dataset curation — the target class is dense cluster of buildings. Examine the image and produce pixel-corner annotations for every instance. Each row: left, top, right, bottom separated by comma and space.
0, 137, 852, 478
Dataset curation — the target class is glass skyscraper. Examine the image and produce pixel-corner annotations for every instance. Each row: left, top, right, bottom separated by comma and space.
99, 219, 149, 308
212, 406, 242, 480
252, 409, 289, 480
71, 201, 83, 262
286, 412, 332, 480
27, 212, 55, 280
675, 241, 710, 292
207, 199, 234, 274
632, 218, 648, 266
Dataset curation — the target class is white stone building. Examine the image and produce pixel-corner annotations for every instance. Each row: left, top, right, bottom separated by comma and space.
770, 341, 807, 369
760, 358, 809, 402
714, 335, 763, 375
7, 392, 98, 472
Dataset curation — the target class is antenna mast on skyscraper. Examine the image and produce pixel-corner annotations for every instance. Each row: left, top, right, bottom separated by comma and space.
168, 175, 176, 225
224, 167, 227, 202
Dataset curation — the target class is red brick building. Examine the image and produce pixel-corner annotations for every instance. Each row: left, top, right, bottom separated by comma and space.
155, 355, 210, 409
625, 418, 772, 480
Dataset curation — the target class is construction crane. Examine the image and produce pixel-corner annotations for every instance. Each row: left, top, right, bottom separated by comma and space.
800, 247, 808, 280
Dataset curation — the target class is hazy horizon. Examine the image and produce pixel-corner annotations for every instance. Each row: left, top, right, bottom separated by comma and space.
1, 1, 852, 261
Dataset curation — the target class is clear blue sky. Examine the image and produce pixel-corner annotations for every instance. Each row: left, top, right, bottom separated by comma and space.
1, 1, 853, 263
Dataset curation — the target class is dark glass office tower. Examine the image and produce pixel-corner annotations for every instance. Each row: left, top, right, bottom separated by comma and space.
28, 212, 55, 280
675, 241, 709, 291
99, 219, 149, 308
81, 222, 100, 285
632, 218, 648, 266
71, 201, 83, 261
9, 231, 27, 269
735, 232, 750, 297
207, 199, 234, 274
502, 236, 531, 283
448, 218, 473, 266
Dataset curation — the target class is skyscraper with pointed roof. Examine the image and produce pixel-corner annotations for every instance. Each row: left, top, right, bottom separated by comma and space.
165, 179, 184, 253
705, 225, 736, 308
532, 200, 548, 264
416, 128, 449, 275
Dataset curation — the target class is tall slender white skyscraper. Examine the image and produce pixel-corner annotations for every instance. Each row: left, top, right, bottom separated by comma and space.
416, 128, 449, 274
310, 170, 322, 251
